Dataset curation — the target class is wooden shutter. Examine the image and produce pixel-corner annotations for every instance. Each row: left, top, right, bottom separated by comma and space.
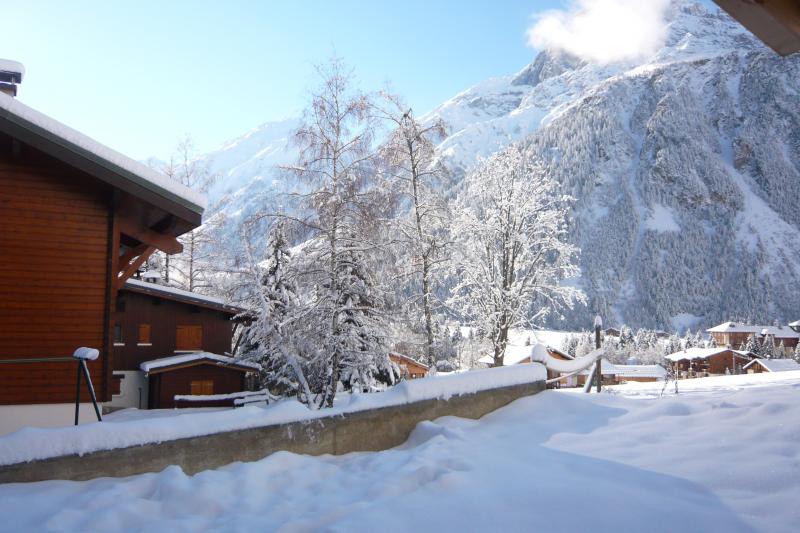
176, 325, 203, 351
138, 324, 151, 344
190, 380, 213, 395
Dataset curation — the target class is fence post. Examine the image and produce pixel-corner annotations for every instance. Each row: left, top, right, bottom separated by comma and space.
594, 315, 602, 393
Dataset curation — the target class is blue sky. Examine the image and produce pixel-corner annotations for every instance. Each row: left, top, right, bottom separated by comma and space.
1, 1, 564, 160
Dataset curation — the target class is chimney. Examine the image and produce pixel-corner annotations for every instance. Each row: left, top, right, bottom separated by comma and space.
0, 59, 25, 97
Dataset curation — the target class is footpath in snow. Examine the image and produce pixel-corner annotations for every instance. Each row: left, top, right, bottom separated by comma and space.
2, 371, 799, 532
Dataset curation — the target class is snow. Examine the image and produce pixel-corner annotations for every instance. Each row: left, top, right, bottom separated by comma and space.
644, 203, 680, 232
72, 347, 99, 361
580, 359, 666, 379
0, 92, 206, 210
139, 352, 260, 373
3, 372, 799, 532
124, 279, 236, 310
742, 358, 800, 373
0, 59, 24, 79
665, 347, 750, 362
173, 389, 270, 402
0, 364, 545, 466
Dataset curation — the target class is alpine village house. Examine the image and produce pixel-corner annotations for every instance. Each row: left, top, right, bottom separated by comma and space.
0, 62, 248, 435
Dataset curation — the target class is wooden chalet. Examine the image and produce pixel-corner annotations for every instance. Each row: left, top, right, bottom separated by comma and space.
706, 322, 799, 356
666, 347, 756, 378
389, 353, 429, 379
577, 360, 666, 386
0, 69, 204, 434
477, 344, 576, 388
110, 279, 249, 410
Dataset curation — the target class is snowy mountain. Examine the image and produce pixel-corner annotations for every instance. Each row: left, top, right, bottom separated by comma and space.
198, 1, 800, 331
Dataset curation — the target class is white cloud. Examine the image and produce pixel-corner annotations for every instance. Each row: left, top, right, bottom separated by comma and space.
527, 0, 672, 64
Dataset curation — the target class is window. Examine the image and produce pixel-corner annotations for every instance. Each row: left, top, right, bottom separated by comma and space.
138, 324, 151, 344
190, 380, 213, 396
113, 324, 123, 344
176, 325, 203, 351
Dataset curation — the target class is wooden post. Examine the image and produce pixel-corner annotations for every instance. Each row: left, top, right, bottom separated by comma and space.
594, 315, 602, 393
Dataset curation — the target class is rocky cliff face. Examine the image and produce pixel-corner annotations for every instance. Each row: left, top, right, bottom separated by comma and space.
198, 1, 800, 331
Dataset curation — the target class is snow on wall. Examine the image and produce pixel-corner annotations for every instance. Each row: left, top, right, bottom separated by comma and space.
0, 364, 545, 466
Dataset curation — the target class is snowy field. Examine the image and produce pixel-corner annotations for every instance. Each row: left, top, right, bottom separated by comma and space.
1, 372, 799, 532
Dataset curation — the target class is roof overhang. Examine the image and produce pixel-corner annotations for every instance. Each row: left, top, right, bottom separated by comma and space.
121, 280, 244, 315
144, 358, 258, 375
714, 0, 800, 56
0, 102, 204, 226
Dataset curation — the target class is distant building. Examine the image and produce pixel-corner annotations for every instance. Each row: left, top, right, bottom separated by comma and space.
706, 322, 800, 356
743, 359, 800, 374
389, 353, 429, 379
577, 359, 666, 386
666, 347, 756, 377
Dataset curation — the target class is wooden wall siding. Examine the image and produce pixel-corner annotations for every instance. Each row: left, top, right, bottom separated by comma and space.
114, 290, 234, 371
0, 143, 112, 405
148, 364, 246, 409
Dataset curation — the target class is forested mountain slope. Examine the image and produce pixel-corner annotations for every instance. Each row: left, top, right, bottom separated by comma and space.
197, 1, 800, 331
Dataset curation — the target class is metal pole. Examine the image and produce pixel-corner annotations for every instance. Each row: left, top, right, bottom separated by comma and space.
594, 319, 602, 393
74, 362, 82, 426
80, 360, 103, 422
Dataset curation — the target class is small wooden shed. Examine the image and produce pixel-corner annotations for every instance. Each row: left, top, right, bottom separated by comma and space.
390, 353, 429, 379
140, 353, 260, 409
743, 358, 800, 374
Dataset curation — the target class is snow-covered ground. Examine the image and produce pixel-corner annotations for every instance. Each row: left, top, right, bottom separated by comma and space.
2, 372, 798, 532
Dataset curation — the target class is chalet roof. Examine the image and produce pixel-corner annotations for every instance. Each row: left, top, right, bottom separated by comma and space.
0, 91, 206, 218
389, 353, 429, 370
706, 322, 800, 339
122, 279, 244, 315
742, 359, 800, 373
140, 352, 260, 374
666, 347, 753, 362
478, 344, 571, 366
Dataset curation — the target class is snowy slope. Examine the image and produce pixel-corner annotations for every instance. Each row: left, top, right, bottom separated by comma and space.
3, 372, 798, 532
196, 1, 800, 331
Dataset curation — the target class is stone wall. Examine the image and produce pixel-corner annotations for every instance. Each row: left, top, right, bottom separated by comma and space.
0, 380, 544, 484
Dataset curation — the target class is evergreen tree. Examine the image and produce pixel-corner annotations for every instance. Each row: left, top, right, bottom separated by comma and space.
239, 221, 313, 404
793, 342, 800, 363
743, 333, 762, 357
776, 340, 786, 359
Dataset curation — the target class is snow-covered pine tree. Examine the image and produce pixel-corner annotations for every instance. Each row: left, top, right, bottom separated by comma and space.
448, 143, 583, 366
743, 333, 762, 357
377, 95, 451, 368
776, 340, 786, 359
239, 220, 314, 404
794, 342, 800, 363
762, 334, 777, 359
285, 58, 391, 408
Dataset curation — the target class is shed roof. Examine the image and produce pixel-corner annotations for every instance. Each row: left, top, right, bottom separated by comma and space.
743, 358, 800, 373
0, 91, 206, 218
122, 279, 244, 315
140, 352, 260, 374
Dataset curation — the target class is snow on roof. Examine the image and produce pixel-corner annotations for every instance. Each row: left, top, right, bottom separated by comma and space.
706, 322, 800, 338
759, 326, 800, 339
478, 344, 535, 366
389, 353, 429, 370
140, 352, 260, 373
0, 59, 24, 80
743, 359, 800, 373
666, 347, 752, 362
706, 322, 763, 333
0, 91, 206, 212
612, 364, 667, 379
123, 279, 242, 313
